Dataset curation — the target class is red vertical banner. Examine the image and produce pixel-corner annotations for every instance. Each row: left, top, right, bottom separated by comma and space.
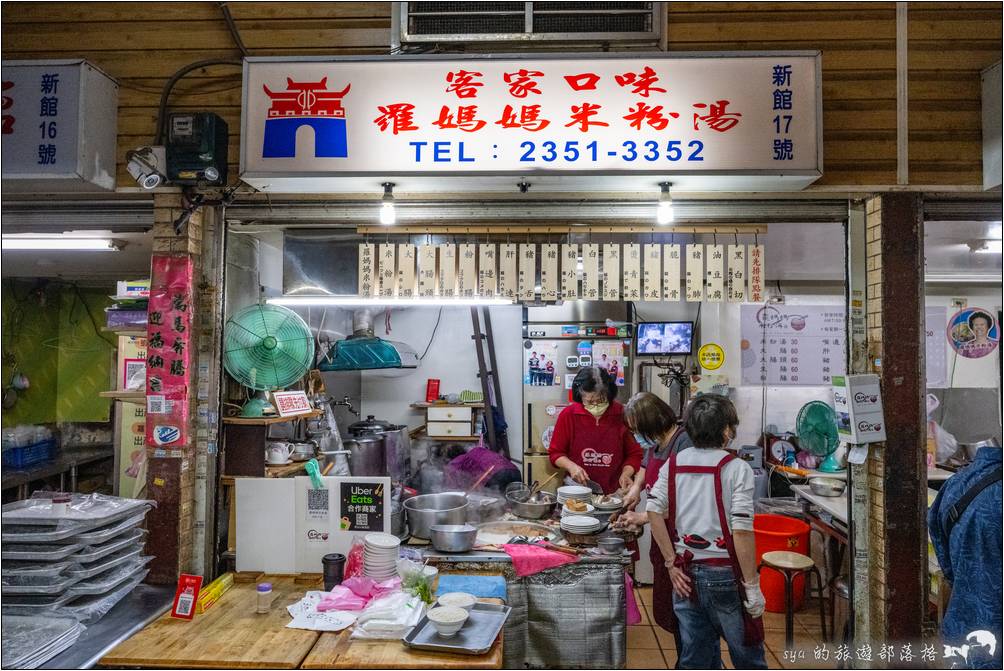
146, 254, 194, 450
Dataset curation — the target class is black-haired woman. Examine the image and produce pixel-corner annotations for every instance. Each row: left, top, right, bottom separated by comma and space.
547, 367, 642, 495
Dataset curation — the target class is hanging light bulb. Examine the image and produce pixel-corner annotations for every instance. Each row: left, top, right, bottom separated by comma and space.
379, 182, 396, 225
656, 181, 674, 225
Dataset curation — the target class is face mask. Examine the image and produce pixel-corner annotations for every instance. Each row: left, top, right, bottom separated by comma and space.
584, 402, 609, 418
634, 433, 657, 449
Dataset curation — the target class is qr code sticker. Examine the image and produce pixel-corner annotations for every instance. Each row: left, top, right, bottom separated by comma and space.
307, 489, 329, 520
147, 395, 166, 414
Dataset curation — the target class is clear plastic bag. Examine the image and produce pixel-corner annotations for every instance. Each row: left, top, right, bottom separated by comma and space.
349, 592, 426, 640
754, 496, 806, 520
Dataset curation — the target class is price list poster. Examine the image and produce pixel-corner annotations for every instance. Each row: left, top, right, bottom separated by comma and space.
740, 305, 847, 386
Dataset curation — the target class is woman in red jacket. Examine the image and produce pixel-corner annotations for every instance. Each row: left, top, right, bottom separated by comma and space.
548, 367, 642, 494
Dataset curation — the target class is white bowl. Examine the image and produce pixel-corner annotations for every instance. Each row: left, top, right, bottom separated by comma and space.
427, 606, 469, 638
438, 592, 477, 612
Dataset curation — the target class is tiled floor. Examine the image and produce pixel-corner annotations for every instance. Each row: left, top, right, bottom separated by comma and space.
629, 585, 837, 670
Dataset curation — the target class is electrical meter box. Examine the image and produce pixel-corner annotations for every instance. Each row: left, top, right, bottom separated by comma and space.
832, 374, 887, 444
166, 112, 228, 185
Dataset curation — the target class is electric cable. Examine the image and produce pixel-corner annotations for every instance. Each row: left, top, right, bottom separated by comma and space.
419, 307, 444, 360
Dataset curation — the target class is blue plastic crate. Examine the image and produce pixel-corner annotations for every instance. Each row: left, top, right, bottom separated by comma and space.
2, 439, 57, 469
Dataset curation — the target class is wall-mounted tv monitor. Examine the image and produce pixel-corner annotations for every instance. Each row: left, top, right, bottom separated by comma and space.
635, 322, 694, 356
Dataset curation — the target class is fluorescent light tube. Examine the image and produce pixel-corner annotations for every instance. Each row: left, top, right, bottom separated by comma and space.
1, 237, 119, 251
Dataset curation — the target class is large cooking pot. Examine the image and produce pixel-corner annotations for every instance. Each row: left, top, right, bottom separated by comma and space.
344, 435, 386, 477
380, 425, 412, 482
403, 493, 469, 540
348, 415, 394, 436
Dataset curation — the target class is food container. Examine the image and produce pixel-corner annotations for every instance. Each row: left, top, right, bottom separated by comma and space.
438, 591, 477, 611
429, 524, 477, 553
808, 477, 846, 497
506, 490, 557, 520
426, 606, 469, 638
404, 493, 469, 540
464, 494, 505, 524
596, 537, 626, 555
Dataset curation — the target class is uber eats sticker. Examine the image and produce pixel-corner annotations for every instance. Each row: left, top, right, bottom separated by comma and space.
340, 482, 384, 531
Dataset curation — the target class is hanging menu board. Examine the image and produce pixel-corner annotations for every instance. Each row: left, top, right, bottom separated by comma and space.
499, 243, 517, 299
740, 305, 847, 386
562, 244, 579, 300
602, 244, 621, 301
438, 244, 456, 297
642, 244, 660, 301
417, 245, 436, 297
457, 243, 477, 297
622, 244, 641, 301
685, 244, 704, 302
663, 244, 681, 301
728, 245, 746, 302
358, 244, 375, 297
926, 306, 948, 388
748, 244, 766, 303
540, 244, 559, 301
518, 244, 536, 301
706, 244, 724, 302
582, 243, 599, 300
478, 244, 497, 297
398, 244, 415, 298
378, 243, 396, 298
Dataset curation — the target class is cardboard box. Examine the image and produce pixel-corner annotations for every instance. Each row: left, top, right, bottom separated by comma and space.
832, 374, 887, 444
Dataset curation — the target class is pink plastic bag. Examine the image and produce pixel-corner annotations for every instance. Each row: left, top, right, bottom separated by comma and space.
624, 573, 642, 625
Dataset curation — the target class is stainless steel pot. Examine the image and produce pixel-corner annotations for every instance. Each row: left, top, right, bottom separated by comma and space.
380, 425, 412, 483
403, 493, 469, 540
465, 493, 505, 524
344, 435, 386, 477
391, 499, 407, 538
429, 524, 477, 553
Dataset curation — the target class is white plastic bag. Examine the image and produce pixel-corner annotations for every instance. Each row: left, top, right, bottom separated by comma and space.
350, 592, 426, 640
927, 394, 958, 463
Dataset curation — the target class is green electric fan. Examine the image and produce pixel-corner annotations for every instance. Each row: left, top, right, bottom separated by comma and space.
222, 303, 315, 417
796, 400, 844, 472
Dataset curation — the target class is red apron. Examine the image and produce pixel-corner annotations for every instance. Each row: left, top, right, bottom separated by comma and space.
664, 450, 765, 646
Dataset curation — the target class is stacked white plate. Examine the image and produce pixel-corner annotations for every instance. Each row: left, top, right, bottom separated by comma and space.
561, 503, 595, 517
560, 515, 604, 535
592, 495, 623, 511
363, 532, 400, 581
556, 485, 592, 506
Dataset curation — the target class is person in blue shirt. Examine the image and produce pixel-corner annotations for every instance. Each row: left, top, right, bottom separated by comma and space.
928, 445, 1002, 670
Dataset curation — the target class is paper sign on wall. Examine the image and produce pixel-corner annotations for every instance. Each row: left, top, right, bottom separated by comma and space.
272, 390, 312, 417
663, 244, 681, 301
643, 244, 661, 301
728, 245, 746, 302
540, 244, 559, 301
397, 244, 415, 298
562, 244, 579, 300
685, 244, 704, 302
706, 244, 724, 302
457, 243, 477, 297
581, 244, 599, 300
925, 306, 948, 388
378, 243, 396, 298
602, 244, 621, 301
622, 244, 641, 301
478, 244, 497, 297
519, 244, 537, 301
740, 304, 846, 386
499, 243, 517, 300
438, 244, 456, 297
358, 244, 375, 297
417, 245, 436, 297
748, 244, 766, 303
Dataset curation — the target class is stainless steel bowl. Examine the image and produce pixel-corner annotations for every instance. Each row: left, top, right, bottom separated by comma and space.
597, 536, 626, 555
506, 490, 557, 519
808, 477, 846, 497
429, 524, 478, 553
403, 493, 469, 540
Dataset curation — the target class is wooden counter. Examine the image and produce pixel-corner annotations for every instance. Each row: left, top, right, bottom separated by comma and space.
300, 599, 504, 670
100, 576, 321, 669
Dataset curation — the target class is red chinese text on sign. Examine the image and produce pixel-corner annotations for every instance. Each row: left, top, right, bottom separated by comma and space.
614, 66, 667, 97
445, 70, 484, 99
564, 73, 601, 91
623, 103, 679, 131
564, 103, 609, 132
432, 105, 486, 132
373, 103, 419, 134
495, 104, 550, 132
504, 69, 544, 98
692, 100, 742, 132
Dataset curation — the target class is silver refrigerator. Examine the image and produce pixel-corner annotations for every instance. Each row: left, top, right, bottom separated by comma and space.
521, 303, 634, 494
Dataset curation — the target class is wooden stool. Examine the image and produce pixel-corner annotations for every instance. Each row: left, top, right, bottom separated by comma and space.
758, 550, 828, 649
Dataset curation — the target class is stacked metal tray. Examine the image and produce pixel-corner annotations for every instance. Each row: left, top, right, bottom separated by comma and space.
1, 494, 154, 638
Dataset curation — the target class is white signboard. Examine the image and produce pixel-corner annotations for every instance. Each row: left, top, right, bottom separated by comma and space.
540, 243, 559, 301
582, 243, 599, 300
727, 244, 746, 302
706, 244, 724, 302
358, 244, 375, 297
418, 244, 436, 297
685, 244, 704, 302
748, 244, 766, 303
562, 244, 579, 300
457, 243, 477, 297
438, 244, 456, 297
740, 305, 847, 386
602, 244, 621, 301
518, 244, 536, 301
398, 244, 416, 298
241, 55, 822, 192
1, 59, 118, 192
378, 243, 396, 298
499, 243, 518, 299
663, 244, 681, 301
622, 244, 642, 301
925, 306, 948, 388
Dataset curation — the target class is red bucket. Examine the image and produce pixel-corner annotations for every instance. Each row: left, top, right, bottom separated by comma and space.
753, 514, 811, 613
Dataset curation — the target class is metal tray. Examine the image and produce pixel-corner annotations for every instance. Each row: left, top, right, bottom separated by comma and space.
1, 559, 72, 578
72, 528, 146, 563
1, 572, 81, 595
0, 503, 150, 542
0, 592, 75, 609
1, 542, 83, 561
474, 521, 558, 546
68, 512, 146, 545
403, 602, 511, 655
2, 495, 150, 526
65, 545, 143, 580
64, 557, 151, 597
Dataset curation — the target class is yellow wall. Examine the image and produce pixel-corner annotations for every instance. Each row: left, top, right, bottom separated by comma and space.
1, 1, 999, 189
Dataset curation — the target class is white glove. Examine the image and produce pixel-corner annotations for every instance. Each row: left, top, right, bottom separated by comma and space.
742, 579, 766, 618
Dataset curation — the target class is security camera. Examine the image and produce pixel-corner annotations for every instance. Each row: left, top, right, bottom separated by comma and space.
125, 146, 167, 190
